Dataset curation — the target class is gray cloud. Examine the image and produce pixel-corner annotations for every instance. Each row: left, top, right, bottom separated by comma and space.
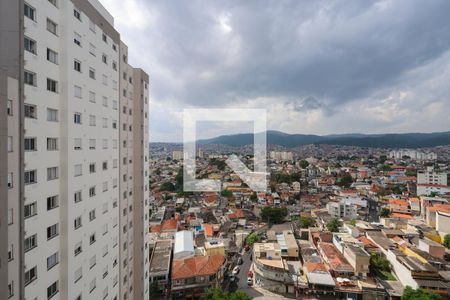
103, 0, 450, 141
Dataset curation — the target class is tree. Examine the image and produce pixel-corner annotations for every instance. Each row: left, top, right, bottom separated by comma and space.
155, 168, 161, 175
379, 155, 387, 164
149, 281, 162, 299
260, 207, 288, 224
298, 217, 315, 228
202, 287, 251, 300
337, 174, 353, 188
369, 253, 390, 274
350, 219, 357, 226
379, 207, 390, 218
326, 218, 339, 232
160, 182, 175, 192
405, 169, 417, 177
443, 234, 450, 249
250, 192, 257, 202
401, 286, 440, 300
299, 159, 309, 169
245, 232, 260, 246
221, 189, 233, 197
381, 164, 392, 172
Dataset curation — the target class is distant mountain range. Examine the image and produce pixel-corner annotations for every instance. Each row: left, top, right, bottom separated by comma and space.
197, 130, 450, 148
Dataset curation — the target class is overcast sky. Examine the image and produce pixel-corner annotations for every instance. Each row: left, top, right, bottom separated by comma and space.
101, 0, 450, 142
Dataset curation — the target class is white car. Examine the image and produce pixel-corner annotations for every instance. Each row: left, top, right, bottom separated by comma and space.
232, 266, 240, 275
247, 277, 253, 285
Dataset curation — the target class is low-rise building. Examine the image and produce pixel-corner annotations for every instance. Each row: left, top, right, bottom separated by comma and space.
174, 230, 195, 260
343, 244, 370, 277
149, 240, 172, 292
171, 255, 226, 299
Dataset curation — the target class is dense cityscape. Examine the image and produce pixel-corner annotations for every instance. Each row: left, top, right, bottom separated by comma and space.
148, 144, 450, 299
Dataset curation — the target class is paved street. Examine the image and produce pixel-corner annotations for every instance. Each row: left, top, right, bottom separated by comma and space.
227, 250, 265, 298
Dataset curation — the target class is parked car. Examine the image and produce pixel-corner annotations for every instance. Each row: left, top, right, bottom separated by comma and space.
232, 266, 240, 275
247, 271, 253, 278
247, 277, 253, 285
237, 257, 243, 265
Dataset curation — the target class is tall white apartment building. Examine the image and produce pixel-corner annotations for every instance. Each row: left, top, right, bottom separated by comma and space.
1, 0, 150, 299
119, 42, 150, 300
269, 151, 293, 161
417, 167, 450, 196
389, 149, 437, 161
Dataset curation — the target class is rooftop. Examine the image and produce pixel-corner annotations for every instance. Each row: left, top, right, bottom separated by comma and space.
172, 255, 225, 280
318, 242, 354, 273
149, 240, 172, 274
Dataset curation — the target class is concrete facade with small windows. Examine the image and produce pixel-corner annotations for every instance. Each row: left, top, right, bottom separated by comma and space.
1, 0, 150, 299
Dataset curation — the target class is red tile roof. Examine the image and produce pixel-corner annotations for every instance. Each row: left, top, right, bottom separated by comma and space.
172, 255, 225, 280
161, 219, 177, 231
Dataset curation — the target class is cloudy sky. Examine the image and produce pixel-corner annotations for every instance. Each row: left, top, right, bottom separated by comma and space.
101, 0, 450, 142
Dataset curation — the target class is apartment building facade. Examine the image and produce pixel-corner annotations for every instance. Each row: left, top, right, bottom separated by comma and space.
1, 0, 150, 299
119, 41, 150, 300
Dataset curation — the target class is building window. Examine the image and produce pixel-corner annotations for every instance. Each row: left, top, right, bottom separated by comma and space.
89, 115, 96, 126
74, 242, 82, 256
47, 281, 59, 299
24, 70, 36, 86
74, 267, 82, 283
102, 96, 108, 107
112, 61, 117, 71
45, 108, 58, 122
24, 266, 37, 286
24, 202, 37, 219
89, 139, 96, 149
74, 8, 81, 20
47, 78, 58, 93
47, 138, 58, 150
102, 54, 107, 64
74, 216, 82, 229
74, 138, 82, 150
24, 36, 37, 54
47, 48, 58, 64
89, 19, 96, 32
24, 234, 37, 252
74, 32, 81, 46
102, 74, 108, 85
74, 164, 82, 177
47, 223, 59, 240
74, 190, 82, 203
89, 233, 96, 245
103, 161, 108, 170
74, 59, 81, 72
74, 85, 82, 98
47, 195, 59, 210
47, 252, 59, 270
89, 68, 96, 79
8, 244, 13, 261
89, 43, 96, 56
89, 91, 96, 103
89, 186, 96, 197
7, 99, 13, 115
89, 163, 96, 173
74, 113, 82, 124
7, 136, 13, 152
47, 167, 58, 180
24, 3, 36, 21
89, 209, 95, 221
89, 255, 96, 269
24, 170, 37, 184
102, 33, 107, 43
46, 19, 58, 35
24, 137, 36, 151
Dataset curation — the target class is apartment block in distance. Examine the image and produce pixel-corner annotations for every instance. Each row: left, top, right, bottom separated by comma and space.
1, 0, 150, 299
